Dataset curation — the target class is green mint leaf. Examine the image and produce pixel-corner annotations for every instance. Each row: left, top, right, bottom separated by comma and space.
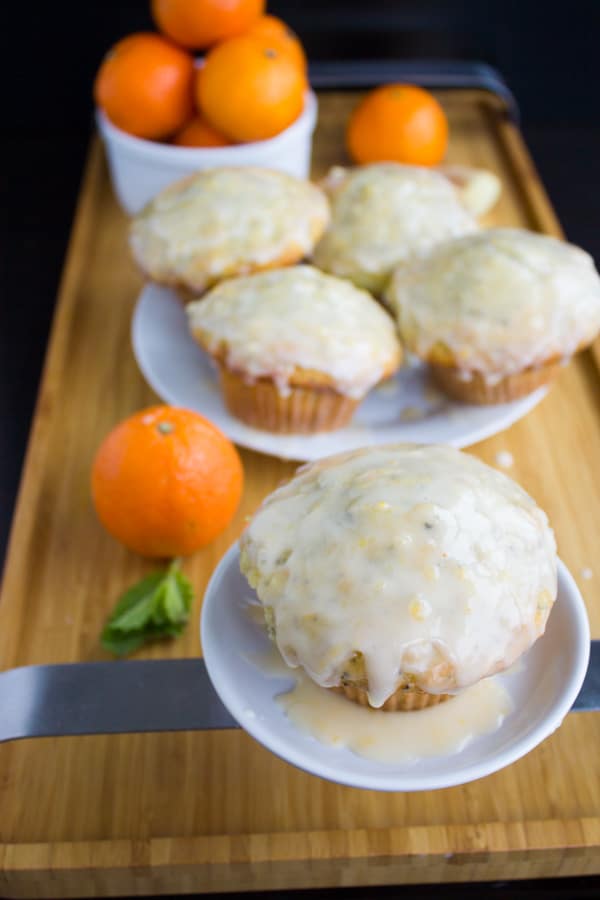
149, 581, 170, 627
109, 590, 158, 632
101, 560, 195, 658
174, 568, 194, 608
105, 571, 164, 631
101, 630, 148, 658
164, 568, 193, 622
162, 577, 185, 622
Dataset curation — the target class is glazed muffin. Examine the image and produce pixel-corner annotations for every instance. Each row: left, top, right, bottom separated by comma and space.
240, 443, 557, 711
386, 228, 600, 404
129, 167, 330, 297
312, 163, 477, 294
187, 265, 401, 434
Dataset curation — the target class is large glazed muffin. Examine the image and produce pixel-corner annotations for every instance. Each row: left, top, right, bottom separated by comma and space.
386, 228, 600, 404
188, 265, 401, 433
240, 444, 557, 711
129, 167, 330, 297
312, 163, 477, 294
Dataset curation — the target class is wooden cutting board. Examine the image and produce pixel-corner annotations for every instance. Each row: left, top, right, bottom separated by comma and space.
1, 89, 599, 898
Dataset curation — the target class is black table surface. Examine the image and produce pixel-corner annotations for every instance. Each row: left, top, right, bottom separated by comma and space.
2, 3, 600, 898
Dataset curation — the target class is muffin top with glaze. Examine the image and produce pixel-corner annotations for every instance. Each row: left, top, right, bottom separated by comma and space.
188, 265, 401, 397
387, 228, 600, 375
312, 163, 477, 294
130, 167, 330, 294
240, 443, 557, 707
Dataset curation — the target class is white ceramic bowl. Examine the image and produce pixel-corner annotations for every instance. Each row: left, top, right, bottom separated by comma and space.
97, 90, 318, 214
201, 545, 590, 792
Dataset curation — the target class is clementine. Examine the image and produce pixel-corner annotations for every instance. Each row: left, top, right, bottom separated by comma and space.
173, 115, 232, 147
94, 33, 194, 140
347, 83, 448, 166
246, 14, 307, 72
152, 0, 265, 49
91, 406, 243, 558
197, 35, 307, 142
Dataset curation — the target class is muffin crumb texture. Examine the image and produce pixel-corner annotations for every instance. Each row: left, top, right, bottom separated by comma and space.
240, 444, 557, 708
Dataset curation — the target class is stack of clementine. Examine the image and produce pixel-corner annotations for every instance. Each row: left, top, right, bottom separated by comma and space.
94, 0, 308, 146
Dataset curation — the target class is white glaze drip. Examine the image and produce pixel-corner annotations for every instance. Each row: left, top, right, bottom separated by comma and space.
278, 669, 512, 764
188, 266, 401, 397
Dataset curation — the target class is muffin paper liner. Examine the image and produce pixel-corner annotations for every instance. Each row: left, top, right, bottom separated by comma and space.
218, 366, 359, 434
331, 683, 452, 712
430, 360, 561, 405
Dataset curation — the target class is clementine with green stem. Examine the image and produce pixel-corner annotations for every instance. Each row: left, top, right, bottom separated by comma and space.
91, 406, 243, 558
197, 34, 307, 142
246, 14, 307, 72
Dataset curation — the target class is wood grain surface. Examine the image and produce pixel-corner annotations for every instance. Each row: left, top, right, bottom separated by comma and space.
0, 90, 599, 898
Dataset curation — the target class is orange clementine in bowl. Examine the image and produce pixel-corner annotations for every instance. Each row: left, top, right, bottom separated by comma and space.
247, 14, 307, 72
347, 83, 448, 166
94, 33, 194, 140
197, 34, 307, 142
152, 0, 265, 49
173, 115, 232, 147
91, 406, 244, 558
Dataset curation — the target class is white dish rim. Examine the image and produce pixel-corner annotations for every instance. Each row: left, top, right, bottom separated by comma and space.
201, 543, 590, 792
96, 90, 317, 162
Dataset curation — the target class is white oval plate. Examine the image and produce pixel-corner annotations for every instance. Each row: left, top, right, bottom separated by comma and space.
201, 544, 590, 792
132, 285, 548, 461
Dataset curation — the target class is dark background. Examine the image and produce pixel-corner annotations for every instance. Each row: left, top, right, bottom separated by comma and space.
1, 3, 600, 897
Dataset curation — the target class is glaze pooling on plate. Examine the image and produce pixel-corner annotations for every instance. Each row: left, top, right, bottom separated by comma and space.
277, 667, 513, 764
313, 163, 477, 293
187, 266, 401, 398
387, 228, 600, 376
201, 545, 590, 791
240, 444, 557, 708
129, 167, 330, 293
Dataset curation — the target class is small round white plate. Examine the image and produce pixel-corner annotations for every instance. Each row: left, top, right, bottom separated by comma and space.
132, 285, 547, 461
201, 544, 590, 792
